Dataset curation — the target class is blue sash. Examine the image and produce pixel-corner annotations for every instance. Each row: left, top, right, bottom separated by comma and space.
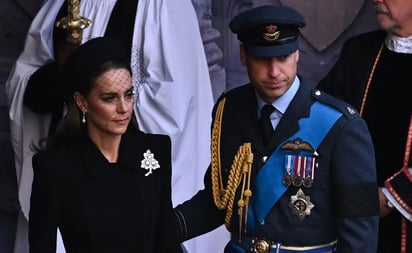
247, 101, 342, 233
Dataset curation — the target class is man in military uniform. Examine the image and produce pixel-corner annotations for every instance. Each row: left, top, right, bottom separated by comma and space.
173, 5, 379, 252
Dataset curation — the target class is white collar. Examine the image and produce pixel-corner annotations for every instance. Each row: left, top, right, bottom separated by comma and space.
385, 32, 412, 53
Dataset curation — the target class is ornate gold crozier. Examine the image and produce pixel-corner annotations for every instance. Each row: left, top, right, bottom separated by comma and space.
55, 0, 92, 39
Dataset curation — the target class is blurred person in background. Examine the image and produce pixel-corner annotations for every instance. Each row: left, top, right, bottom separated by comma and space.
317, 0, 412, 251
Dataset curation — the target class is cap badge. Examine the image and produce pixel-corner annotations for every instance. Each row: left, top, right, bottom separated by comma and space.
263, 24, 280, 42
141, 149, 160, 176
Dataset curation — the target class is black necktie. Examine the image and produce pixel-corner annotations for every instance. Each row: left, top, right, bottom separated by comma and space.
260, 104, 275, 145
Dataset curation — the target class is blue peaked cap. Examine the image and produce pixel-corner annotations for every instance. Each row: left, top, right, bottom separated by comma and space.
229, 5, 306, 57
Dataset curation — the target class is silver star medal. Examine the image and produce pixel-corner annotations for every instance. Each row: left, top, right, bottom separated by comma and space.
289, 188, 314, 220
141, 150, 160, 176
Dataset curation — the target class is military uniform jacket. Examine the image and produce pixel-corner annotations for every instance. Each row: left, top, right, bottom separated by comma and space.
29, 129, 180, 253
175, 81, 379, 252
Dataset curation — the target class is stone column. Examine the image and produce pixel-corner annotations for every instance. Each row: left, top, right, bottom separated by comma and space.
192, 0, 226, 101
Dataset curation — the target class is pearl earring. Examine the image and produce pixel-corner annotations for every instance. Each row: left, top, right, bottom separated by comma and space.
82, 112, 86, 124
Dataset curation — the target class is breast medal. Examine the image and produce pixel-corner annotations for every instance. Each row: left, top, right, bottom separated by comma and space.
282, 150, 316, 188
282, 173, 293, 186
289, 188, 314, 220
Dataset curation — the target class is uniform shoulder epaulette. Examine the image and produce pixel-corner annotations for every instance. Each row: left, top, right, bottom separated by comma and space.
213, 84, 253, 116
311, 89, 360, 119
212, 91, 227, 116
216, 84, 253, 103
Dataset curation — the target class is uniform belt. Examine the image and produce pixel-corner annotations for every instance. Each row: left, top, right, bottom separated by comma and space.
233, 235, 337, 253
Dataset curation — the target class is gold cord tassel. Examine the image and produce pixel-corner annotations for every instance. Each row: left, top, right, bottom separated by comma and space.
211, 98, 254, 239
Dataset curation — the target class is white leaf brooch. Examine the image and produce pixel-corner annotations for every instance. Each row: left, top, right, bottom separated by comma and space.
141, 150, 160, 176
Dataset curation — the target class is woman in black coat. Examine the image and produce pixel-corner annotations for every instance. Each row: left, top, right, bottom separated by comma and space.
28, 37, 181, 253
